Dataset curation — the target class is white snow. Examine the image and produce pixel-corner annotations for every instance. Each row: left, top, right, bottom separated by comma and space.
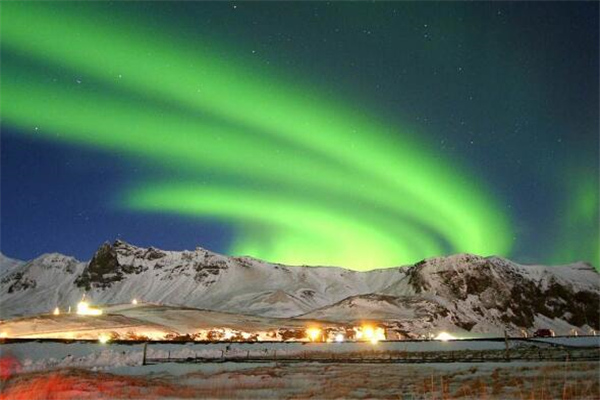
0, 252, 25, 278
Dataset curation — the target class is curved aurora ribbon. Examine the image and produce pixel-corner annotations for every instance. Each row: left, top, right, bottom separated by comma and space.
125, 184, 426, 268
0, 2, 513, 269
0, 72, 446, 267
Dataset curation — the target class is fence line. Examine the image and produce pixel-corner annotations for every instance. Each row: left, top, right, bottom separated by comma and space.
145, 347, 599, 365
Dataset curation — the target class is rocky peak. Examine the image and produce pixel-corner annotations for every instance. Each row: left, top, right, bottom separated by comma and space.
112, 239, 141, 255
404, 254, 600, 331
75, 241, 147, 290
406, 254, 519, 296
74, 240, 234, 291
0, 252, 82, 295
33, 253, 79, 268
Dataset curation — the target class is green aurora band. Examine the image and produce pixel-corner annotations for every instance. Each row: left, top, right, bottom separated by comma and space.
1, 3, 513, 269
552, 172, 600, 268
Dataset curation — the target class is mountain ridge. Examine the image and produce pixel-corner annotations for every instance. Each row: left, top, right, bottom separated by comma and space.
1, 240, 598, 337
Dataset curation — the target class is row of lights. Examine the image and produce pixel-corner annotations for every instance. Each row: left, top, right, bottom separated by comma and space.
50, 303, 455, 344
307, 326, 457, 344
52, 298, 140, 317
307, 325, 387, 344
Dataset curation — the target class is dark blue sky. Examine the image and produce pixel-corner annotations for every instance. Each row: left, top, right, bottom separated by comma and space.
1, 2, 598, 267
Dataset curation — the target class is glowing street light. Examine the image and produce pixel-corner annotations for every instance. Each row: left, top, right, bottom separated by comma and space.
98, 334, 110, 344
132, 298, 138, 305
434, 332, 456, 341
77, 301, 103, 316
335, 334, 344, 343
360, 324, 386, 344
307, 327, 322, 342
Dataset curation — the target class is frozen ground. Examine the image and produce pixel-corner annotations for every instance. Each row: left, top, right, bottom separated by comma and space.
0, 336, 597, 375
1, 337, 598, 399
0, 360, 597, 399
2, 336, 598, 372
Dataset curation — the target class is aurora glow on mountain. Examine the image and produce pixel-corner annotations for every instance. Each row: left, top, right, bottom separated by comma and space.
1, 2, 598, 269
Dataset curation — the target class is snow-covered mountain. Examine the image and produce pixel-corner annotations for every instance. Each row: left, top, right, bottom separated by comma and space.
0, 252, 25, 278
1, 241, 395, 319
0, 253, 87, 319
1, 240, 598, 337
298, 254, 599, 336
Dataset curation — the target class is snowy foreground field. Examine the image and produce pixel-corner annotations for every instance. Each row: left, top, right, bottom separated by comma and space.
1, 337, 598, 399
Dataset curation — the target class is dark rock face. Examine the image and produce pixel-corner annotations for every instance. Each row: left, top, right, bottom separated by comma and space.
143, 247, 166, 260
496, 273, 599, 330
406, 256, 600, 330
193, 264, 223, 285
75, 241, 147, 290
406, 261, 429, 293
75, 240, 229, 290
1, 254, 79, 294
2, 272, 36, 293
192, 254, 228, 286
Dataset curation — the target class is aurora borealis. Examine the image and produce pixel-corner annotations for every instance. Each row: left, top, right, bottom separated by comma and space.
1, 2, 598, 269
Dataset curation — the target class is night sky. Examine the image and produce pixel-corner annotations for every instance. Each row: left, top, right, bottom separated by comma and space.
1, 2, 598, 270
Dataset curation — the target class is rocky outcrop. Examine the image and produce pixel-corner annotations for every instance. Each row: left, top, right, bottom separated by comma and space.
75, 241, 147, 290
403, 254, 600, 331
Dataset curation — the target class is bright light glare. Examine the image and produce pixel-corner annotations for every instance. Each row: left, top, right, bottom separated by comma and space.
132, 298, 138, 305
77, 301, 103, 316
360, 325, 386, 343
307, 327, 321, 342
434, 332, 456, 341
335, 334, 344, 343
53, 307, 60, 315
98, 334, 110, 344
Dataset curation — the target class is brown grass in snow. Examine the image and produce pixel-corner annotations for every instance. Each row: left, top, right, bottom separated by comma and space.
0, 361, 598, 399
0, 368, 197, 400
